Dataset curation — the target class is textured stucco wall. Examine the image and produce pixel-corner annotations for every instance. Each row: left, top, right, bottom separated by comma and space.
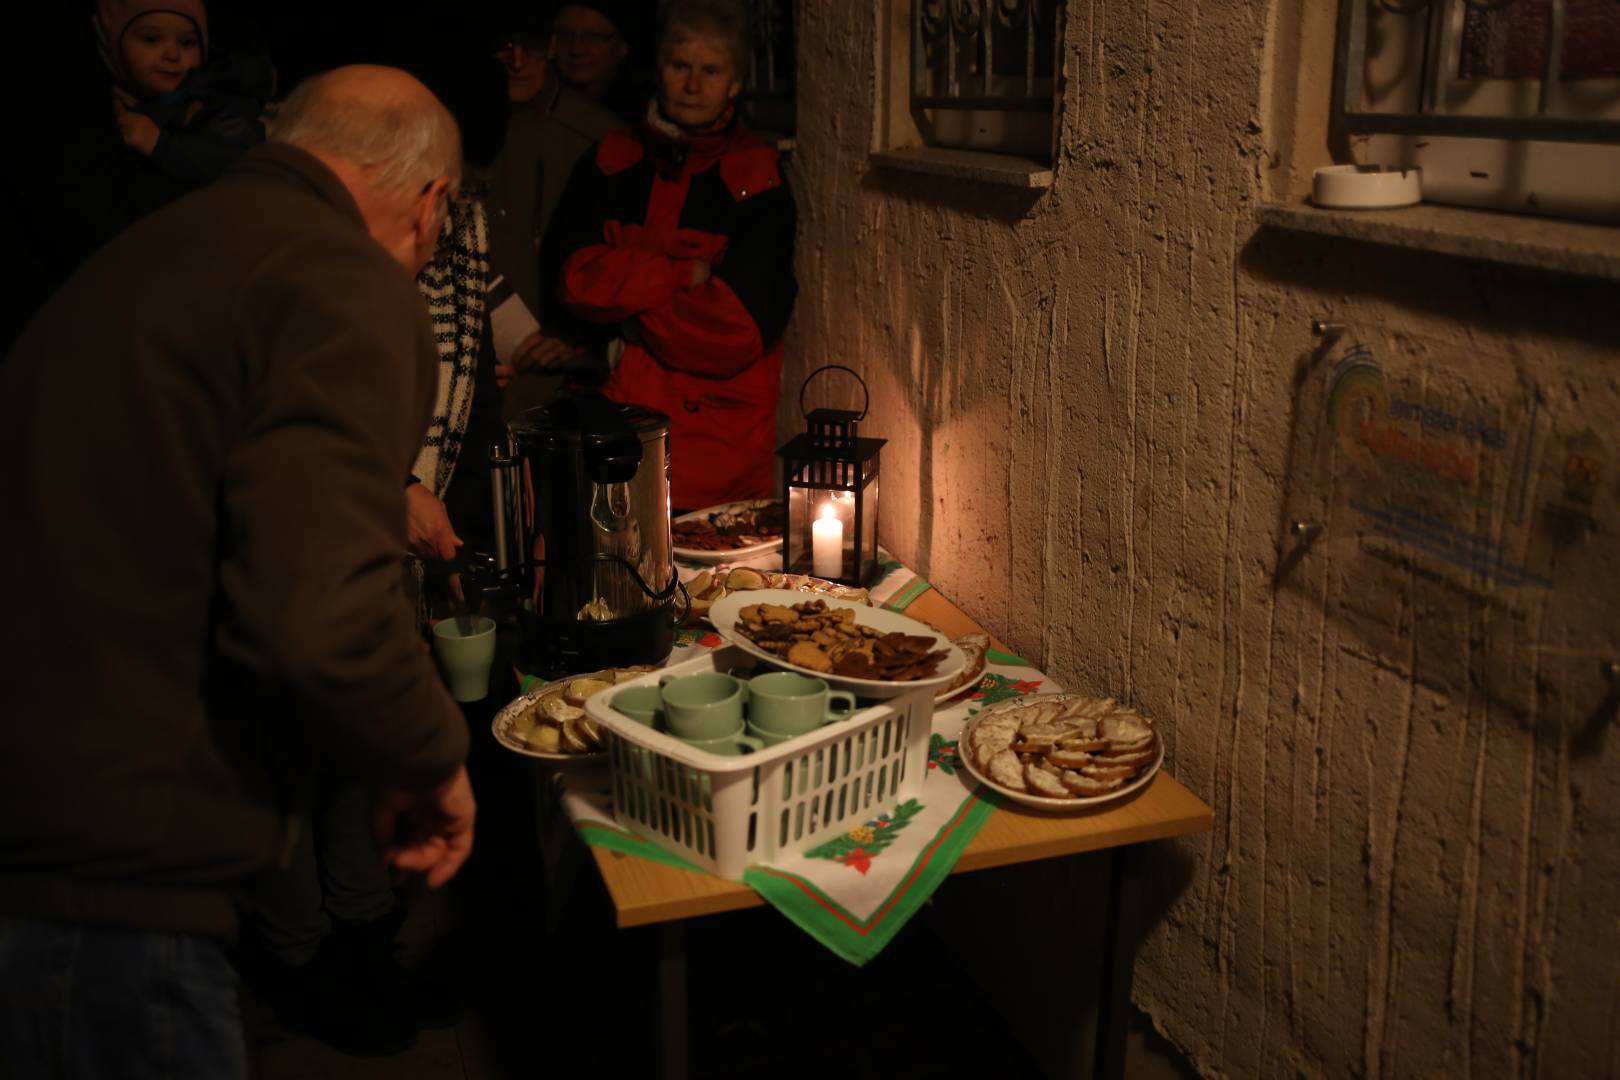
787, 3, 1620, 1077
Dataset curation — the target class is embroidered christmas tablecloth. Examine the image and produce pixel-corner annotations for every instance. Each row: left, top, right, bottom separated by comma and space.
535, 554, 1059, 966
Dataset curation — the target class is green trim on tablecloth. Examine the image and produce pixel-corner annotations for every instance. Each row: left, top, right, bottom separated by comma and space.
739, 792, 995, 966
574, 820, 710, 873
986, 646, 1030, 667
880, 575, 932, 614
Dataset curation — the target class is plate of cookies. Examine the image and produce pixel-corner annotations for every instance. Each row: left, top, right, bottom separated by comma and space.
492, 666, 655, 761
956, 693, 1162, 810
711, 589, 966, 700
672, 500, 786, 564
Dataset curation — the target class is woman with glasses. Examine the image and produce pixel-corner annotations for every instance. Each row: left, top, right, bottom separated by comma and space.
543, 0, 797, 512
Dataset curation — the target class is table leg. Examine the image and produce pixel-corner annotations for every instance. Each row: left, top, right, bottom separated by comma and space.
533, 769, 584, 935
659, 921, 688, 1080
1093, 845, 1142, 1080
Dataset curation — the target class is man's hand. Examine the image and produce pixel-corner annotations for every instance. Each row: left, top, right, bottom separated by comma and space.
406, 483, 462, 561
505, 331, 580, 373
688, 260, 711, 288
372, 766, 476, 888
113, 99, 161, 156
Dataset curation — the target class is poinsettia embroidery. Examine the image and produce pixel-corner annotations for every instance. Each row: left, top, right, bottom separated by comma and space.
928, 734, 959, 775
838, 848, 872, 874
673, 627, 727, 649
805, 799, 924, 874
966, 672, 1043, 710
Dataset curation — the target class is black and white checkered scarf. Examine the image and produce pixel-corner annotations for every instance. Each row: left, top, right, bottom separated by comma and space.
411, 197, 490, 498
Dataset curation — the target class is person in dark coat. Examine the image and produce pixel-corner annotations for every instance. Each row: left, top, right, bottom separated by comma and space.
551, 0, 655, 125
0, 66, 474, 1077
96, 0, 270, 189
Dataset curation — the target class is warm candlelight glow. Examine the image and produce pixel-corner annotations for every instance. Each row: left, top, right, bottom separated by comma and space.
812, 501, 843, 578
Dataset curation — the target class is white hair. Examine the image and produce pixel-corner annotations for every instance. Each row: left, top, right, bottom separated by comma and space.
268, 69, 462, 198
659, 0, 751, 78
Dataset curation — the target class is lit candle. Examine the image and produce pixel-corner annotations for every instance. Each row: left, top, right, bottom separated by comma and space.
811, 502, 843, 579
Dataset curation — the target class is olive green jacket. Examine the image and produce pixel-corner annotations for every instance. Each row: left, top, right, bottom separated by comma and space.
0, 142, 468, 937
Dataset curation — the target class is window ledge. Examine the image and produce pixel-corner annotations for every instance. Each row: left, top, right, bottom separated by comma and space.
869, 146, 1053, 189
1256, 199, 1620, 283
753, 130, 797, 157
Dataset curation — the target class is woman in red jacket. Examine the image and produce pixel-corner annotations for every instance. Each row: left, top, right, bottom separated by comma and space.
542, 0, 797, 511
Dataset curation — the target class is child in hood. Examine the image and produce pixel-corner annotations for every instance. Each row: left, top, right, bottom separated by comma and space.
96, 0, 269, 188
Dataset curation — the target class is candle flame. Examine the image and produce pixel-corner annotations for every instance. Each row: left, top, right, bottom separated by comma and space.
819, 502, 837, 521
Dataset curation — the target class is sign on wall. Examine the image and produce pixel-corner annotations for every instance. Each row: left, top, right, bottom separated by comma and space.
1287, 330, 1614, 712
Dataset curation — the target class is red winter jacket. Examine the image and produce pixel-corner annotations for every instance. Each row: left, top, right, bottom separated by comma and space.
543, 116, 797, 510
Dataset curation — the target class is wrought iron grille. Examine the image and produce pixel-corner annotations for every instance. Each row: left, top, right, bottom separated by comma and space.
911, 0, 1060, 112
1333, 0, 1620, 143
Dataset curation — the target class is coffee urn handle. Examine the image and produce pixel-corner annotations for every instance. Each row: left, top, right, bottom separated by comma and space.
490, 434, 525, 576
672, 577, 692, 627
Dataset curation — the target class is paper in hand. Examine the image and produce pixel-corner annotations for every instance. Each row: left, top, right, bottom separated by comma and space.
486, 275, 541, 361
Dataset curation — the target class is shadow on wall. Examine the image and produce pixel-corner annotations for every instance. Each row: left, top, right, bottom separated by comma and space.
832, 169, 1052, 578
862, 166, 1047, 225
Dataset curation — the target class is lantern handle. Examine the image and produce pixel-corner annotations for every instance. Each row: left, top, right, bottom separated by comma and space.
799, 365, 870, 422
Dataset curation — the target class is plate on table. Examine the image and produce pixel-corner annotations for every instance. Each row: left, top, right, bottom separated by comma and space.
954, 694, 1163, 811
672, 500, 785, 564
492, 666, 654, 761
935, 633, 991, 704
683, 565, 872, 625
711, 589, 965, 700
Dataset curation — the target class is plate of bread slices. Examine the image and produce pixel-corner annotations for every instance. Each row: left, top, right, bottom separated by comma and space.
682, 564, 870, 624
956, 693, 1162, 809
493, 667, 655, 761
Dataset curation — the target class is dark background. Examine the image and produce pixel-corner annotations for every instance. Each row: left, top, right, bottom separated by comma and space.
9, 1, 667, 100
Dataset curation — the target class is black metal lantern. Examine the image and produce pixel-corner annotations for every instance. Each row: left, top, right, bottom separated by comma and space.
776, 366, 886, 586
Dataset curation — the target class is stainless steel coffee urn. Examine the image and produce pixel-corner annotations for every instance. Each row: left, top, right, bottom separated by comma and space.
489, 394, 686, 677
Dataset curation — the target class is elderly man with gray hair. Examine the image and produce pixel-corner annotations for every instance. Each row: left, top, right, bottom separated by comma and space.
0, 65, 474, 1077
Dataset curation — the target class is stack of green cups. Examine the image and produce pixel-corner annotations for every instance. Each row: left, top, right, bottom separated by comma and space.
745, 672, 856, 746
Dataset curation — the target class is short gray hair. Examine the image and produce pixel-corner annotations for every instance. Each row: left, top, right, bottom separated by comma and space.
658, 0, 750, 79
268, 68, 462, 198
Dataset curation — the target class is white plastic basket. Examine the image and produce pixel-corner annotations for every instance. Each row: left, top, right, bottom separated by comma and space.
583, 647, 934, 880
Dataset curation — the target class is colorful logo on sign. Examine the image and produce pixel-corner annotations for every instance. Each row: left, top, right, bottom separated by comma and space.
1325, 344, 1387, 467
1325, 344, 1497, 490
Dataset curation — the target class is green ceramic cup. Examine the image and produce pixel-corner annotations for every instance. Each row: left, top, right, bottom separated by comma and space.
430, 616, 497, 702
660, 672, 750, 740
677, 724, 764, 756
612, 685, 665, 728
745, 721, 799, 748
747, 672, 856, 736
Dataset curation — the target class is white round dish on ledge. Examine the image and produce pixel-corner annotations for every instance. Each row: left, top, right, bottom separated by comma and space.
1311, 164, 1421, 209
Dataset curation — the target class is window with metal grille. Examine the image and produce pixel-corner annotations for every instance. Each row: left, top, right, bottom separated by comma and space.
910, 0, 1062, 159
1333, 0, 1620, 222
740, 0, 795, 138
